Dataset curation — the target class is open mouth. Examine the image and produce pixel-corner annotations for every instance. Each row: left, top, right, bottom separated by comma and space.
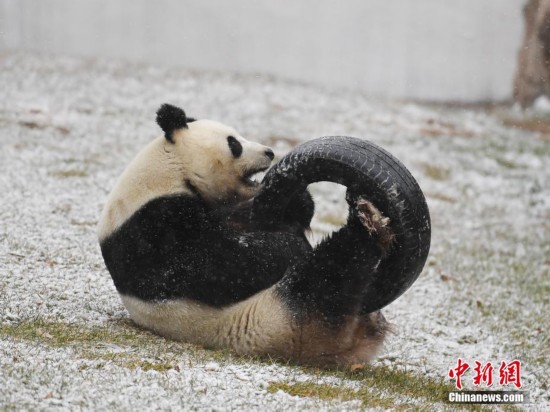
242, 166, 269, 186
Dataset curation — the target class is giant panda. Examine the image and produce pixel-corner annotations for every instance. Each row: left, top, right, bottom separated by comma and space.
98, 104, 395, 367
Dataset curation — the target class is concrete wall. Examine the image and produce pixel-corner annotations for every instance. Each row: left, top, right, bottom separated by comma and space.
0, 0, 524, 102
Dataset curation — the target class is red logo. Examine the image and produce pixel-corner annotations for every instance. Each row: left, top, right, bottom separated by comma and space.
448, 358, 470, 390
473, 361, 494, 387
499, 360, 522, 388
449, 359, 523, 390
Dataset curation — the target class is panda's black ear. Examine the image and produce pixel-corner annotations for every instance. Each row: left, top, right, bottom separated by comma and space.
156, 103, 188, 143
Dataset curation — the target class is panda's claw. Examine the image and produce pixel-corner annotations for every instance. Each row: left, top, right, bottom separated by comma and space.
355, 198, 395, 255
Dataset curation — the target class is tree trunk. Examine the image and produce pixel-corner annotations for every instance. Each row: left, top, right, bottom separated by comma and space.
514, 0, 550, 108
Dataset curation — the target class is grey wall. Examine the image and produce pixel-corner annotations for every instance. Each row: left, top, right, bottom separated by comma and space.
0, 0, 524, 102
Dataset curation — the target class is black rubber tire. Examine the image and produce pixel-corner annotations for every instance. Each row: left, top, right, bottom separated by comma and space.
252, 136, 431, 313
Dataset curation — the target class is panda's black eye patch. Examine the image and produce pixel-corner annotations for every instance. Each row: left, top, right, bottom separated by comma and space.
227, 136, 243, 158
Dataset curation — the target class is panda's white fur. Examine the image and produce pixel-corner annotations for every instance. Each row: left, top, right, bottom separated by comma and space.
121, 287, 387, 365
98, 104, 390, 367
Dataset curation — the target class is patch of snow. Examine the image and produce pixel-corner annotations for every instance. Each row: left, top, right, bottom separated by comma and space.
1, 52, 548, 410
532, 95, 550, 113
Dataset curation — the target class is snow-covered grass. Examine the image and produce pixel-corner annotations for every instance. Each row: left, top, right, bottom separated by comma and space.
0, 52, 548, 410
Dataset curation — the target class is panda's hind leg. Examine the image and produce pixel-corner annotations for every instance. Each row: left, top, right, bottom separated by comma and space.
276, 196, 394, 365
279, 196, 394, 320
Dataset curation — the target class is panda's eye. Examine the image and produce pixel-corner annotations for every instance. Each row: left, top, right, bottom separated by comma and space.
227, 136, 243, 158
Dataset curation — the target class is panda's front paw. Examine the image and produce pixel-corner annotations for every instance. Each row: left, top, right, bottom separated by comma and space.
353, 198, 395, 255
284, 190, 314, 229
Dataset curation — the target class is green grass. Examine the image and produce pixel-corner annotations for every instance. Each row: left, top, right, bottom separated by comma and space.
420, 163, 451, 181
1, 318, 145, 347
268, 381, 397, 409
0, 319, 192, 372
493, 157, 521, 170
48, 170, 89, 178
268, 364, 499, 411
1, 318, 261, 374
1, 296, 535, 411
438, 226, 549, 406
0, 318, 496, 409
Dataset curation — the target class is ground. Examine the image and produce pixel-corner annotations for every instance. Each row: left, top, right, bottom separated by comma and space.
0, 52, 548, 411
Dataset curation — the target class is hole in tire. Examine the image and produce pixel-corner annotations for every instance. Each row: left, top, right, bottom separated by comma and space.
307, 182, 349, 246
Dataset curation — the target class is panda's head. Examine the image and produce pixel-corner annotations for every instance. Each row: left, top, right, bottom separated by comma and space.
156, 104, 274, 206
97, 104, 274, 241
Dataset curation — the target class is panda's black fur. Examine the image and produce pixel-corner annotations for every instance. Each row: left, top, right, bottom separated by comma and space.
98, 104, 392, 366
100, 193, 313, 307
156, 103, 190, 142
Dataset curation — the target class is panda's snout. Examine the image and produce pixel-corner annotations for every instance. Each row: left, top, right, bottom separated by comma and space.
264, 149, 275, 161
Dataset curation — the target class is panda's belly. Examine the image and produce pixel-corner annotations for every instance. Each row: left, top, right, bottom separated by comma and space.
120, 286, 387, 366
120, 286, 298, 356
